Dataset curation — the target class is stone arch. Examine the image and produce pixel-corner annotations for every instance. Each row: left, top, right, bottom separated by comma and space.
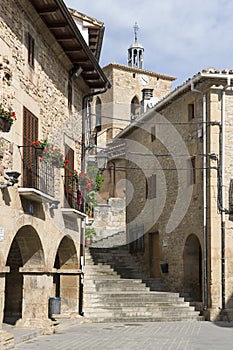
53, 236, 79, 314
130, 95, 140, 121
183, 234, 202, 301
4, 225, 45, 324
95, 97, 102, 131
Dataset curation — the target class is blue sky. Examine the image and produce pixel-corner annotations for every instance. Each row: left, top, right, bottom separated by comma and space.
64, 0, 233, 87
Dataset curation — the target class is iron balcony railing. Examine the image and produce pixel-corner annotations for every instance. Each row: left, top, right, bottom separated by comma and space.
22, 147, 55, 197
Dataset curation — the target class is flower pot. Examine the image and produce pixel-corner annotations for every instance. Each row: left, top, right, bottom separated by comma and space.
0, 117, 11, 132
34, 147, 44, 157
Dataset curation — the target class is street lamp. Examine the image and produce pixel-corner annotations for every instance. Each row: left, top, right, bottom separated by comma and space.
96, 150, 108, 172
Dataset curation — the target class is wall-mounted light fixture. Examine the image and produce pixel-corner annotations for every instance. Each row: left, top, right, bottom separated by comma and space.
0, 171, 21, 189
49, 200, 60, 210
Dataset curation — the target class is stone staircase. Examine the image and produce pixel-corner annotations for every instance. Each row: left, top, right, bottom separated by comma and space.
83, 245, 204, 323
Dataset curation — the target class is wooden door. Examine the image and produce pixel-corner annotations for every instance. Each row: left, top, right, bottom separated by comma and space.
149, 232, 160, 278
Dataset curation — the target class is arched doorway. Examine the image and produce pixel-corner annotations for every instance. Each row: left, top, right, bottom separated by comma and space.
4, 225, 45, 325
53, 236, 79, 313
130, 96, 140, 121
183, 234, 202, 301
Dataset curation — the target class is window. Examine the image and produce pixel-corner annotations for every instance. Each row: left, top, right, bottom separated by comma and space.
147, 174, 157, 199
23, 108, 38, 188
188, 156, 196, 185
23, 108, 54, 195
188, 103, 195, 120
68, 78, 72, 109
96, 97, 102, 131
229, 179, 233, 219
130, 96, 140, 122
64, 145, 78, 209
27, 33, 35, 68
151, 126, 156, 142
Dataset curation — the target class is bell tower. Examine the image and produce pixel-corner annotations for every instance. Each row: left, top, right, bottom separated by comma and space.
128, 22, 144, 69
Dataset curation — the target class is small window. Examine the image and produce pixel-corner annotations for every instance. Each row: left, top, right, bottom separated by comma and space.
188, 157, 196, 185
188, 103, 195, 120
151, 126, 156, 142
27, 33, 35, 68
147, 174, 157, 199
68, 79, 72, 109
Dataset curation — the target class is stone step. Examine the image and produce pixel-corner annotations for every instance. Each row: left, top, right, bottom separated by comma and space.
83, 315, 205, 323
84, 246, 203, 323
84, 309, 198, 318
84, 300, 193, 308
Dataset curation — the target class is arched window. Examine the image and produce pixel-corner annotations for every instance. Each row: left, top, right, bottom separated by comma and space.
95, 97, 102, 131
130, 96, 140, 122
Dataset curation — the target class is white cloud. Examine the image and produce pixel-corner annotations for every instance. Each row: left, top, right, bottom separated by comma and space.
64, 0, 233, 86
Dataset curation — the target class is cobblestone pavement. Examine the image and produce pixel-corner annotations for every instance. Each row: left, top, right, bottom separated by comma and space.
14, 321, 233, 350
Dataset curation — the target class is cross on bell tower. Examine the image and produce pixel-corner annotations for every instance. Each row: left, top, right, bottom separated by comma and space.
128, 22, 144, 69
134, 22, 139, 42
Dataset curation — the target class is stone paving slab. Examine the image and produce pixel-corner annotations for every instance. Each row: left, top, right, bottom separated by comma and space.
14, 321, 233, 350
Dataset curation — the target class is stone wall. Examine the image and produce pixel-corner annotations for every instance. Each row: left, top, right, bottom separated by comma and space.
123, 78, 233, 320
0, 0, 89, 341
92, 198, 126, 239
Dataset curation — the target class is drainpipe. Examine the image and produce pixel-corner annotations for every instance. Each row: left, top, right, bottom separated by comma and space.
221, 88, 226, 310
202, 94, 208, 310
191, 82, 208, 310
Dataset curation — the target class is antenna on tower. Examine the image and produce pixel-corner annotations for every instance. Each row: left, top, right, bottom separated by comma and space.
134, 22, 139, 42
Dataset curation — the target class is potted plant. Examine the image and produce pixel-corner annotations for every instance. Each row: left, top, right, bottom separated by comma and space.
0, 105, 17, 132
39, 145, 69, 169
31, 139, 48, 156
85, 190, 97, 217
67, 170, 79, 194
85, 227, 96, 245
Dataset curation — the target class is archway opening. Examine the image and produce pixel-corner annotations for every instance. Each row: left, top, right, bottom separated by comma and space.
183, 234, 202, 301
53, 236, 79, 313
130, 96, 140, 121
4, 225, 45, 325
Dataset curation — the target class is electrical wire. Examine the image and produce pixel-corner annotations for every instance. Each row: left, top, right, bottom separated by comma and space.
89, 112, 221, 126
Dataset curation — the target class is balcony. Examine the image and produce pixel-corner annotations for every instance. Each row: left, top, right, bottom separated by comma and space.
64, 176, 83, 212
19, 148, 55, 203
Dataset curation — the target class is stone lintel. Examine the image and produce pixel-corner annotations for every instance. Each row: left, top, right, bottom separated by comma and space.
52, 268, 82, 275
0, 267, 10, 273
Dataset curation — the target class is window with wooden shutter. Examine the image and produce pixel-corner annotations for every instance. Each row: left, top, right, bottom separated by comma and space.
27, 33, 35, 68
23, 107, 38, 188
64, 145, 78, 209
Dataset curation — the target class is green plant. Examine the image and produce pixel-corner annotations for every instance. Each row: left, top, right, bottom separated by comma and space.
85, 227, 96, 240
87, 166, 104, 192
85, 190, 97, 214
86, 166, 104, 191
0, 104, 17, 124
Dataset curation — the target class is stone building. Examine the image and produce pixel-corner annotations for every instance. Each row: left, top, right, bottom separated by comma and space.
0, 0, 109, 346
87, 27, 175, 239
115, 68, 233, 321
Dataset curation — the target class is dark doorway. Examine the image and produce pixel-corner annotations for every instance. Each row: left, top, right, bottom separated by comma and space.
149, 232, 160, 278
4, 240, 23, 325
183, 234, 202, 301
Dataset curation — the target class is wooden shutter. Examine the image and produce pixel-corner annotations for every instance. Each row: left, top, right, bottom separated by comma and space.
23, 108, 38, 187
65, 145, 75, 208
